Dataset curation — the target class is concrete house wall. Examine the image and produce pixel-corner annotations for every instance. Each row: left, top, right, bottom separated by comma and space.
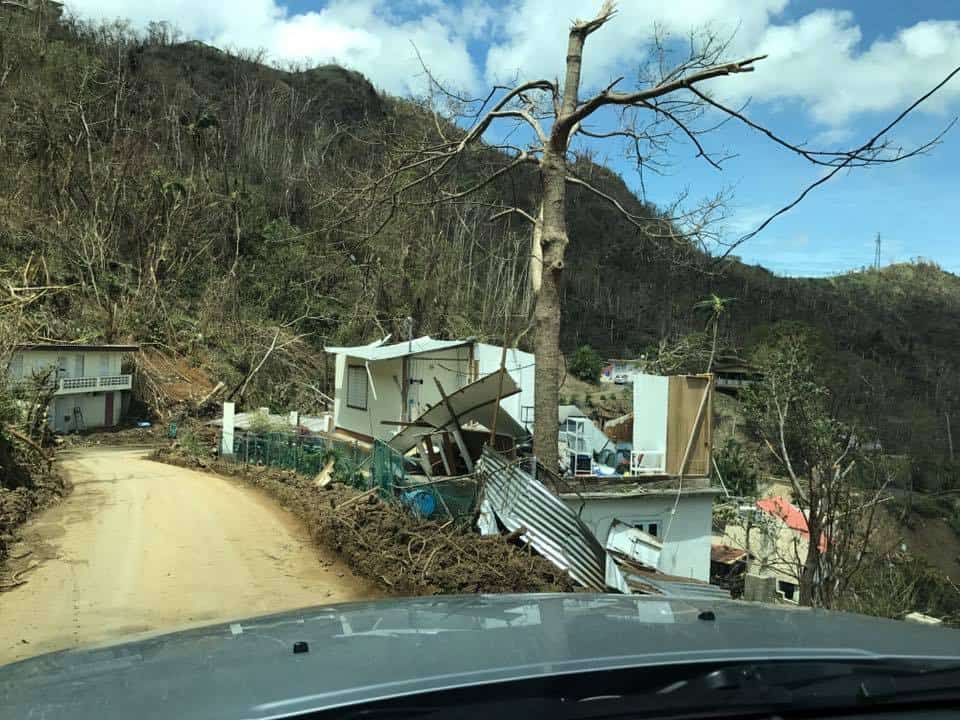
10, 350, 122, 380
562, 492, 717, 581
9, 349, 129, 432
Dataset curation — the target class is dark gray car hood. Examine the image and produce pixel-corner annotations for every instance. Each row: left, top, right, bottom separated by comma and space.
2, 594, 958, 720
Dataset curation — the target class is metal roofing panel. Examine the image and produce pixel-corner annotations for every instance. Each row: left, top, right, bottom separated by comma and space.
478, 448, 608, 591
388, 371, 525, 453
628, 573, 731, 600
324, 336, 472, 362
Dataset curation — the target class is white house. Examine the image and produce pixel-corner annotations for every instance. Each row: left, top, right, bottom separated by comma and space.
7, 343, 138, 432
324, 336, 534, 443
560, 481, 719, 581
555, 372, 718, 582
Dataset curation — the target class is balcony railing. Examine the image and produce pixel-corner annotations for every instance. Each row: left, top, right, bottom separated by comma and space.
54, 374, 131, 394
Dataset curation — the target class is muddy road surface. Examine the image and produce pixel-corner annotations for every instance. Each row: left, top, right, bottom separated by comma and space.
0, 447, 377, 665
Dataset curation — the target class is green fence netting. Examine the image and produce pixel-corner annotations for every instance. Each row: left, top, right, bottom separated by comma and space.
372, 440, 479, 521
232, 431, 370, 486
223, 432, 479, 521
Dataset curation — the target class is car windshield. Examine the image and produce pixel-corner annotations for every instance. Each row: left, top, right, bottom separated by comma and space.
1, 0, 959, 713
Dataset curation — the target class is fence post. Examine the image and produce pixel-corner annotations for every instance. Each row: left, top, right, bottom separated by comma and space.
220, 402, 235, 457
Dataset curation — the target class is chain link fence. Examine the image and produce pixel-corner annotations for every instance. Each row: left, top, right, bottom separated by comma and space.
231, 431, 370, 486
222, 432, 480, 521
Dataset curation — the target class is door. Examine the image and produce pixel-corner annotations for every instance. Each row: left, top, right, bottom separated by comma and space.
52, 398, 66, 433
104, 392, 114, 427
73, 354, 85, 378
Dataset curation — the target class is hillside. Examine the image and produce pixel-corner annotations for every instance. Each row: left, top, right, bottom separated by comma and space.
1, 7, 958, 484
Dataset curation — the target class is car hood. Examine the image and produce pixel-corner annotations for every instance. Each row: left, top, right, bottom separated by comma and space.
2, 594, 958, 720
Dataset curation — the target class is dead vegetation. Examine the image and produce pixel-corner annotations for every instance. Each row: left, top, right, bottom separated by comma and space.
0, 468, 69, 583
152, 449, 575, 595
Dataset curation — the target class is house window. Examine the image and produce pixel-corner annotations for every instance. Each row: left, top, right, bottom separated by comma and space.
521, 406, 534, 424
346, 365, 368, 410
647, 523, 659, 538
778, 580, 797, 601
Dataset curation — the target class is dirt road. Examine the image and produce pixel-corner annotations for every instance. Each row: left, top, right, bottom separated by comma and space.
0, 448, 377, 665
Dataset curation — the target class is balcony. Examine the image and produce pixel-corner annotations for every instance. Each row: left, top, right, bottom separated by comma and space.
54, 374, 132, 395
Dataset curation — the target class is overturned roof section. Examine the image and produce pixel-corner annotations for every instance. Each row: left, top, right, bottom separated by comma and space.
388, 370, 525, 453
324, 335, 472, 362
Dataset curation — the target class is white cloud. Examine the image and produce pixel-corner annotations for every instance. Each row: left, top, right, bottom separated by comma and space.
64, 0, 481, 95
484, 1, 960, 127
720, 11, 960, 125
64, 1, 960, 127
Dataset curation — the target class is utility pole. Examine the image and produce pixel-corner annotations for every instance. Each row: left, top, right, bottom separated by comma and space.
874, 232, 881, 271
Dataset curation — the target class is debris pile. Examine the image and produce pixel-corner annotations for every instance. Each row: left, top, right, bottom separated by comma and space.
0, 468, 69, 576
153, 449, 575, 595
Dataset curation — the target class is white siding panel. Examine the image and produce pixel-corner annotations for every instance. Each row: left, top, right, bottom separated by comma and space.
632, 374, 669, 472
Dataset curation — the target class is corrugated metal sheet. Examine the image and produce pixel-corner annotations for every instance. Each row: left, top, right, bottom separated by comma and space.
478, 448, 607, 591
627, 573, 730, 600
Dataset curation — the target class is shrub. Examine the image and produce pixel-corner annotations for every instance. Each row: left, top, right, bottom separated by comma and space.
713, 437, 759, 497
569, 345, 603, 383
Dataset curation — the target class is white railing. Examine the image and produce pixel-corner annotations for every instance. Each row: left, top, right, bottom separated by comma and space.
55, 374, 131, 394
630, 450, 666, 475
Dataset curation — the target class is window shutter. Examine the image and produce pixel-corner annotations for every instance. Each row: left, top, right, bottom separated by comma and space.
347, 366, 368, 410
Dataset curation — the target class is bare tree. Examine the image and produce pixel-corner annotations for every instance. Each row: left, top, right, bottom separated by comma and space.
743, 333, 895, 607
325, 3, 957, 470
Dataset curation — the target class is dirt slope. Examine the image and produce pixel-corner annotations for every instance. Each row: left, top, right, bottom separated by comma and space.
0, 447, 377, 665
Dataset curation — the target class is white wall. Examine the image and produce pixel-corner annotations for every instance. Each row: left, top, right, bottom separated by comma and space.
10, 350, 122, 380
50, 391, 121, 432
562, 492, 716, 581
333, 346, 472, 441
633, 374, 669, 472
475, 343, 534, 431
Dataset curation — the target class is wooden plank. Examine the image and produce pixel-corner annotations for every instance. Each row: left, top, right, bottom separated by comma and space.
441, 431, 457, 474
666, 375, 713, 476
678, 382, 712, 476
434, 378, 474, 473
416, 439, 434, 477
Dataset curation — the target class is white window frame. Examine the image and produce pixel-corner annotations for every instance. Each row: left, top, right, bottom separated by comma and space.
346, 365, 369, 410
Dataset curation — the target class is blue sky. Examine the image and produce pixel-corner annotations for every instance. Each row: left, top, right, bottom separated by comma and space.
67, 0, 960, 276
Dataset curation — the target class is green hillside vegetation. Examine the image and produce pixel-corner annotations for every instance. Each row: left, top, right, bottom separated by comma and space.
1, 7, 958, 496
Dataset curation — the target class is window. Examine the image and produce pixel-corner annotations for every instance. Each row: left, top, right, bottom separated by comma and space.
647, 523, 658, 538
346, 365, 369, 410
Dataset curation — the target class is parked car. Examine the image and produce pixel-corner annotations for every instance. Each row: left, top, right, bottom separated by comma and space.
2, 594, 959, 720
613, 373, 629, 384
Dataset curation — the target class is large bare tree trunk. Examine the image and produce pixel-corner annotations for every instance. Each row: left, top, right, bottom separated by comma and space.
532, 152, 569, 472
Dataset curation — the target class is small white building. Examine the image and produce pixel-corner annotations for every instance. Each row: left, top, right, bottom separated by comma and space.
7, 343, 138, 432
560, 481, 718, 582
324, 336, 534, 443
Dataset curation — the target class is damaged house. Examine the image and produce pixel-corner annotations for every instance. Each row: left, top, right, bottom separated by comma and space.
324, 336, 534, 443
555, 373, 719, 584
